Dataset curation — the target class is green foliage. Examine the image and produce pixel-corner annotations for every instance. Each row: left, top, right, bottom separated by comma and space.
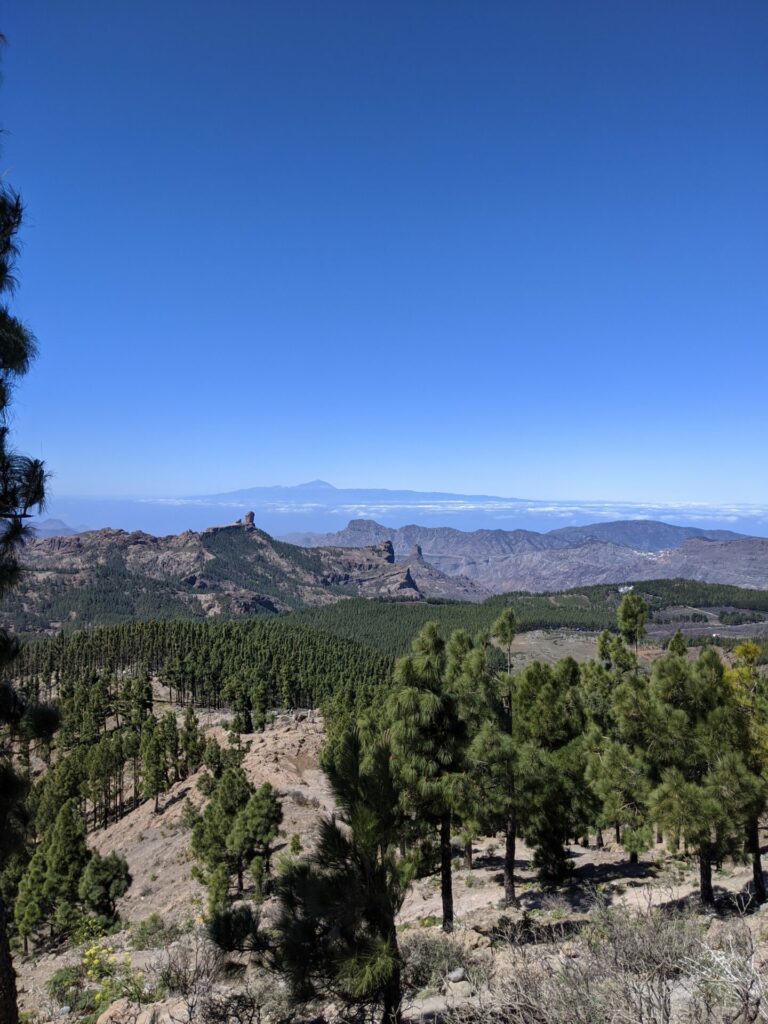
290, 580, 768, 657
514, 658, 589, 885
47, 965, 87, 1008
617, 592, 647, 650
227, 783, 283, 886
130, 913, 184, 951
667, 629, 687, 656
190, 766, 280, 908
385, 623, 467, 930
14, 618, 393, 712
42, 799, 90, 934
274, 724, 409, 1022
207, 904, 263, 953
0, 155, 54, 1020
78, 852, 131, 918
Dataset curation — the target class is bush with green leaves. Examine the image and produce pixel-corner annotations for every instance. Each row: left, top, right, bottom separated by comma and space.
130, 912, 184, 951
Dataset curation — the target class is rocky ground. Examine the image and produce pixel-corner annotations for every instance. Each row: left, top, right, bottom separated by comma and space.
15, 711, 768, 1024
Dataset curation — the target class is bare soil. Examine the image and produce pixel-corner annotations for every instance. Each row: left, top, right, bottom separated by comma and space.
14, 711, 767, 1022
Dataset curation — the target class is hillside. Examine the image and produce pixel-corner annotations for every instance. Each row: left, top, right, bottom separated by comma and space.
284, 518, 768, 592
0, 519, 485, 634
4, 516, 768, 636
291, 578, 768, 657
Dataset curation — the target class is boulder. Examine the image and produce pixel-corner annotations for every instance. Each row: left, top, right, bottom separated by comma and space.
445, 979, 473, 1000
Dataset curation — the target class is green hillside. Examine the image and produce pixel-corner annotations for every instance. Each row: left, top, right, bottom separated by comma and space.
288, 579, 768, 657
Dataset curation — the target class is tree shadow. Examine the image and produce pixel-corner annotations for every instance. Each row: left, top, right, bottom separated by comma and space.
158, 783, 192, 814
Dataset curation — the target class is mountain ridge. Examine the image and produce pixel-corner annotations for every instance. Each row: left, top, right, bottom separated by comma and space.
4, 516, 768, 636
0, 520, 486, 635
282, 518, 767, 593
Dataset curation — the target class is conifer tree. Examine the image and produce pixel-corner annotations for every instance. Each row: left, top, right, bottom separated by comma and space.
191, 766, 254, 900
274, 726, 410, 1024
727, 641, 768, 903
13, 845, 47, 952
141, 722, 166, 813
514, 658, 589, 884
492, 607, 517, 674
78, 851, 131, 919
648, 648, 758, 905
179, 705, 205, 779
42, 799, 90, 937
158, 711, 180, 783
618, 592, 647, 655
667, 629, 687, 657
0, 46, 55, 1019
384, 623, 466, 931
227, 783, 283, 894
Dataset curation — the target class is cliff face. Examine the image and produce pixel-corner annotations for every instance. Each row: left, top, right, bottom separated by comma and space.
284, 520, 768, 593
2, 521, 487, 634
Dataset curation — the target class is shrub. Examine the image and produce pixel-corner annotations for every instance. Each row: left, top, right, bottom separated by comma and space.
199, 974, 290, 1024
130, 912, 183, 950
47, 965, 86, 1006
154, 932, 223, 999
401, 931, 467, 993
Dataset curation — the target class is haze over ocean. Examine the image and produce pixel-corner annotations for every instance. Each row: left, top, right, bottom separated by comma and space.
4, 2, 767, 514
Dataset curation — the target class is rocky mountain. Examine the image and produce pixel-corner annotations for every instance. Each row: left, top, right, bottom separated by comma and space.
30, 517, 81, 538
5, 515, 766, 636
283, 519, 768, 593
1, 519, 487, 634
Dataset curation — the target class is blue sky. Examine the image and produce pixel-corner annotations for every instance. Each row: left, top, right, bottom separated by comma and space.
3, 1, 767, 507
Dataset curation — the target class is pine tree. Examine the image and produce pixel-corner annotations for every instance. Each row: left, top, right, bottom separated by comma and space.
227, 783, 283, 895
78, 851, 131, 919
0, 45, 54, 1021
514, 658, 589, 884
727, 642, 768, 903
191, 766, 254, 900
667, 629, 687, 657
42, 799, 90, 937
158, 712, 180, 783
618, 592, 647, 655
13, 845, 48, 952
492, 607, 517, 674
648, 648, 758, 905
274, 726, 409, 1024
140, 722, 166, 813
384, 623, 466, 932
180, 705, 204, 779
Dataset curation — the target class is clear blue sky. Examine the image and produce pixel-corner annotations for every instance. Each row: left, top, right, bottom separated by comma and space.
3, 1, 767, 505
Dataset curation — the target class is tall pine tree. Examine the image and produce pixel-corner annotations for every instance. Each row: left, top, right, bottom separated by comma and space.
0, 38, 54, 1024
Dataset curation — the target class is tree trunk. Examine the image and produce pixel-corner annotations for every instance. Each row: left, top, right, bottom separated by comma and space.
656, 829, 663, 845
0, 894, 19, 1024
615, 823, 621, 845
596, 828, 604, 849
748, 817, 766, 904
464, 840, 473, 871
440, 815, 454, 933
237, 862, 244, 896
629, 850, 638, 864
381, 955, 403, 1024
580, 835, 589, 848
504, 812, 518, 907
699, 851, 715, 906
